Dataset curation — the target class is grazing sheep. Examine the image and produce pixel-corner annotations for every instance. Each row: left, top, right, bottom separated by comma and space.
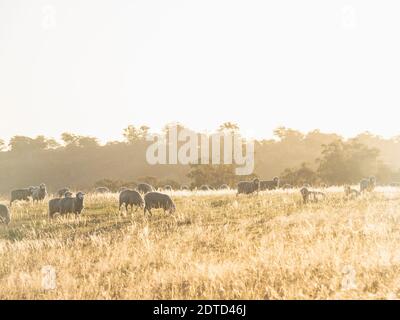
57, 188, 70, 197
344, 185, 360, 198
95, 187, 110, 194
49, 192, 73, 217
390, 182, 400, 187
144, 192, 176, 216
119, 187, 128, 193
32, 183, 47, 203
0, 204, 10, 225
237, 178, 260, 195
219, 184, 229, 190
59, 192, 85, 215
199, 185, 211, 191
360, 176, 376, 192
300, 187, 326, 204
10, 188, 33, 206
163, 185, 173, 191
259, 177, 280, 191
119, 189, 144, 212
180, 185, 190, 191
137, 183, 154, 194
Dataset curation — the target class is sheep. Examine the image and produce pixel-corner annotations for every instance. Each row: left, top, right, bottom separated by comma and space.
163, 185, 173, 191
57, 188, 70, 197
390, 182, 400, 187
32, 183, 47, 203
10, 188, 33, 206
58, 192, 85, 215
180, 185, 190, 191
360, 176, 376, 192
199, 185, 211, 191
219, 184, 230, 190
344, 185, 360, 199
119, 189, 144, 212
300, 187, 326, 204
95, 187, 110, 194
259, 177, 280, 191
0, 204, 10, 225
237, 178, 260, 195
48, 192, 74, 217
144, 192, 176, 216
137, 183, 154, 194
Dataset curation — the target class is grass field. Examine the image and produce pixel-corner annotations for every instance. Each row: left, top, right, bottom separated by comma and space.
1, 187, 400, 299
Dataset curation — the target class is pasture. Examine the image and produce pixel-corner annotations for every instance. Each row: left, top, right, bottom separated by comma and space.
1, 187, 400, 299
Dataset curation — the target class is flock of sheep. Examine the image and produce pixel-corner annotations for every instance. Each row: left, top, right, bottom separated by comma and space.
0, 175, 391, 226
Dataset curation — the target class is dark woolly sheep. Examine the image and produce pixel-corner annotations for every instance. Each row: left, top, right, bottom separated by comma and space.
237, 178, 260, 195
95, 187, 110, 194
57, 188, 70, 197
163, 185, 173, 191
300, 187, 326, 204
360, 176, 376, 192
49, 192, 73, 217
32, 183, 47, 203
119, 189, 144, 212
219, 184, 230, 190
344, 185, 360, 199
10, 188, 33, 206
259, 177, 280, 191
144, 192, 176, 216
59, 192, 85, 215
137, 183, 154, 194
0, 204, 11, 225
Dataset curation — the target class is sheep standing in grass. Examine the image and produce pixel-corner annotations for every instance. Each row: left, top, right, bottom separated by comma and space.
259, 177, 280, 191
180, 185, 190, 191
32, 183, 47, 203
163, 185, 173, 191
237, 178, 260, 195
95, 187, 110, 194
219, 184, 229, 190
10, 188, 33, 206
344, 185, 360, 199
0, 204, 10, 225
137, 183, 154, 194
58, 192, 85, 215
49, 192, 74, 217
57, 188, 70, 197
119, 189, 144, 212
199, 185, 211, 191
360, 177, 376, 192
300, 187, 326, 204
144, 192, 176, 216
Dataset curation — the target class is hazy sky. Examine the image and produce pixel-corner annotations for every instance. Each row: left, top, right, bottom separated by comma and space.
1, 0, 399, 143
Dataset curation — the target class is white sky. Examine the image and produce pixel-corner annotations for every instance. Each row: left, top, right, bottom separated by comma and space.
0, 0, 399, 143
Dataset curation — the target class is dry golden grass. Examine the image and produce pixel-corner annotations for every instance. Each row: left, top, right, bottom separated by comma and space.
1, 187, 400, 299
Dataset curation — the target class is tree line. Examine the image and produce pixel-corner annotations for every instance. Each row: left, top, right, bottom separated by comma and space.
0, 123, 399, 193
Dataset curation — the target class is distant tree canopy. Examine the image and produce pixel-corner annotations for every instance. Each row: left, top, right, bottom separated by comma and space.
0, 124, 399, 193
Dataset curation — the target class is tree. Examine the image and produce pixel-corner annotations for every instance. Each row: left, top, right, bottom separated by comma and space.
123, 125, 150, 144
280, 162, 319, 186
218, 122, 239, 134
187, 162, 237, 188
317, 140, 380, 185
9, 135, 59, 152
61, 133, 99, 148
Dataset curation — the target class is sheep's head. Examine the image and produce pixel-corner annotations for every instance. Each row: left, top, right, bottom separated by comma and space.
169, 202, 176, 214
39, 183, 46, 190
76, 192, 85, 200
253, 178, 260, 187
273, 177, 279, 183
